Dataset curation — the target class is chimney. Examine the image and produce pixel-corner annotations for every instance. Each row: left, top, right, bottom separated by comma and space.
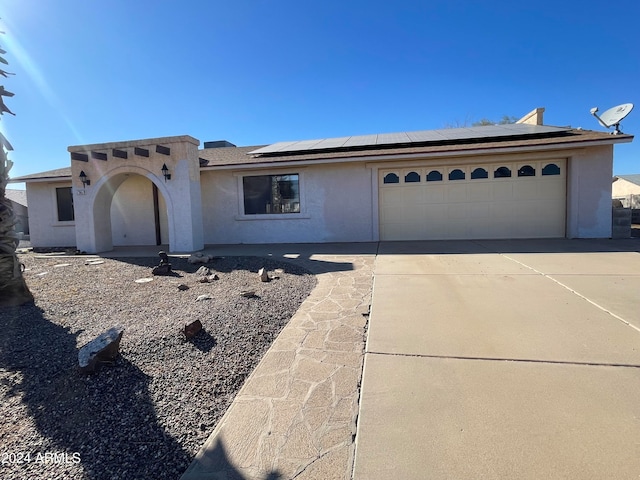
516, 107, 545, 126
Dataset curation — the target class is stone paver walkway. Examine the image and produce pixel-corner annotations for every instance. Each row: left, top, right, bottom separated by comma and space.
182, 249, 374, 480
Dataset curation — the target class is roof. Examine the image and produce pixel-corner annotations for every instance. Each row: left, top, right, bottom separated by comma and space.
9, 166, 72, 183
5, 189, 27, 207
200, 128, 633, 169
614, 174, 640, 186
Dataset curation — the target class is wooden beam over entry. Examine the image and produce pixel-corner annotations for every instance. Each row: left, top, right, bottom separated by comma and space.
134, 147, 149, 157
70, 152, 88, 162
156, 145, 170, 156
112, 148, 128, 159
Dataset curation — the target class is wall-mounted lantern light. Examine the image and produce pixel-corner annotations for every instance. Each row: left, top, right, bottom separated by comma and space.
161, 163, 171, 182
79, 170, 90, 187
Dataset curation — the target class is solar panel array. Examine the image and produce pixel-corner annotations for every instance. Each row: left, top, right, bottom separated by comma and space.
248, 124, 571, 156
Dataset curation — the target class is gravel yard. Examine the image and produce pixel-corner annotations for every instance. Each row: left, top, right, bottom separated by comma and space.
0, 252, 316, 480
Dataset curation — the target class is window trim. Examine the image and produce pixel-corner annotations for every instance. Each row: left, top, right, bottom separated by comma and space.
448, 168, 466, 181
542, 163, 561, 176
234, 171, 309, 220
470, 167, 489, 180
426, 170, 443, 182
517, 165, 536, 177
404, 171, 420, 183
52, 185, 75, 225
383, 172, 400, 184
493, 166, 512, 179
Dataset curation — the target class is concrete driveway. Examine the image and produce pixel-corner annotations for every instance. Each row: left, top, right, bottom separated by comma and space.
354, 239, 640, 480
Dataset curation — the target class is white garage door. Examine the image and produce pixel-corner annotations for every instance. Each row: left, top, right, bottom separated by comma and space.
379, 160, 566, 240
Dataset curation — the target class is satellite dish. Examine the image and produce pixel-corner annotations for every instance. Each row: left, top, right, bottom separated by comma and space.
590, 103, 633, 134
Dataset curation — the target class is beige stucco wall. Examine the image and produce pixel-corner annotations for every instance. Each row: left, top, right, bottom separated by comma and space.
566, 144, 614, 238
200, 162, 375, 244
25, 181, 76, 247
111, 175, 168, 246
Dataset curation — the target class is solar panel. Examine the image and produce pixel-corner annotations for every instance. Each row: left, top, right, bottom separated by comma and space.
254, 141, 300, 154
313, 136, 351, 149
248, 124, 571, 156
286, 139, 325, 150
406, 130, 448, 142
342, 135, 378, 147
376, 132, 412, 144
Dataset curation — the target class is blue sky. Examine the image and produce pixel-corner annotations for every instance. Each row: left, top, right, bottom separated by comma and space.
3, 0, 639, 188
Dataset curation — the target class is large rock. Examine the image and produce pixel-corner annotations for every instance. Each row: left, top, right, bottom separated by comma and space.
152, 264, 172, 275
183, 320, 203, 339
258, 267, 270, 282
78, 327, 124, 374
195, 266, 211, 276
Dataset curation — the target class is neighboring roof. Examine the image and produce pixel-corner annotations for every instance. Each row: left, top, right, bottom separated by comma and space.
614, 174, 640, 186
5, 188, 27, 207
200, 128, 633, 169
9, 166, 72, 183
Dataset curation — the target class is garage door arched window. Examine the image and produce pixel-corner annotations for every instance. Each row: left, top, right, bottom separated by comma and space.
426, 170, 443, 182
494, 166, 511, 178
449, 169, 465, 181
542, 163, 561, 176
383, 173, 400, 184
404, 171, 420, 183
518, 165, 536, 177
471, 167, 488, 179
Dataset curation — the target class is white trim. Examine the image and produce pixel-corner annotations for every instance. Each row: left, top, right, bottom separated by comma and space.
370, 165, 380, 241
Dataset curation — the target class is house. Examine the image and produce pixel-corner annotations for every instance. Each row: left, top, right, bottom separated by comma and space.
612, 174, 640, 208
612, 174, 640, 227
10, 108, 634, 253
5, 188, 29, 235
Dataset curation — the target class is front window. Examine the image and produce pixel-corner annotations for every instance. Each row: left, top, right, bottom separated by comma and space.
243, 174, 300, 214
56, 187, 74, 221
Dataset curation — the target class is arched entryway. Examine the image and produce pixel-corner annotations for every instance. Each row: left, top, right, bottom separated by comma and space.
87, 167, 174, 252
110, 174, 169, 247
70, 135, 204, 253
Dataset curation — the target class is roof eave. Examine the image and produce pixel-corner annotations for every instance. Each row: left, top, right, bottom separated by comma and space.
9, 176, 73, 184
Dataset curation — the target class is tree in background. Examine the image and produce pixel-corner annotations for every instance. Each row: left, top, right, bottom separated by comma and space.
0, 28, 34, 306
444, 115, 518, 129
471, 115, 518, 126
